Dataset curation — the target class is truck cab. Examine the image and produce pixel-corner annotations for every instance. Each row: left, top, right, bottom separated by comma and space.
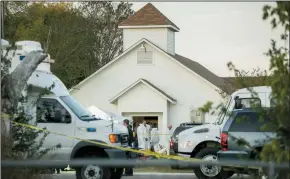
5, 40, 130, 179
177, 86, 272, 179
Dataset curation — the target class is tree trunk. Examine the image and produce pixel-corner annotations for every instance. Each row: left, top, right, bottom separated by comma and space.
1, 52, 48, 111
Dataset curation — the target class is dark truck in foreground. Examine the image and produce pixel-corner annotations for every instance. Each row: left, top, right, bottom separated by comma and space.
217, 108, 276, 174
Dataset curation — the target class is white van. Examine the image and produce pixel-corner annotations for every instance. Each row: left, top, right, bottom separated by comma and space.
177, 86, 272, 179
4, 40, 130, 179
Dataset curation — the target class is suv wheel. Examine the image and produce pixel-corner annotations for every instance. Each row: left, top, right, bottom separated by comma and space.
76, 154, 111, 179
193, 148, 234, 179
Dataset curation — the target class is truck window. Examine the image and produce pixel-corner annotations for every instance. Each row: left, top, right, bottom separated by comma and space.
229, 112, 273, 132
234, 98, 261, 109
37, 98, 72, 123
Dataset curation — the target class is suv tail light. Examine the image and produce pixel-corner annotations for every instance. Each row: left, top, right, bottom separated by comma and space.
170, 138, 174, 149
221, 132, 228, 151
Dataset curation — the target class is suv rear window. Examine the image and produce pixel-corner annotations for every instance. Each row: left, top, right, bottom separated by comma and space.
229, 112, 274, 132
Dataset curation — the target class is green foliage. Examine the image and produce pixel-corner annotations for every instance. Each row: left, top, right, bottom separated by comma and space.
260, 4, 290, 175
1, 47, 59, 179
262, 2, 290, 31
198, 101, 213, 114
199, 2, 290, 178
4, 2, 134, 88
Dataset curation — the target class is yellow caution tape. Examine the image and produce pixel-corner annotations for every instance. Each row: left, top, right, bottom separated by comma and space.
1, 113, 260, 170
1, 113, 192, 161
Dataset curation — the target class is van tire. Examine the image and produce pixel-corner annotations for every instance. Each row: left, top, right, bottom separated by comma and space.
110, 168, 124, 179
75, 154, 111, 179
193, 148, 234, 179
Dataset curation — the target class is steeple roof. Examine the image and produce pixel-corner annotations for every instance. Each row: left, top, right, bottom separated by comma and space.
119, 3, 180, 32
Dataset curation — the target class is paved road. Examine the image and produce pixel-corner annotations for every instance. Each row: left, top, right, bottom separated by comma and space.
51, 172, 249, 179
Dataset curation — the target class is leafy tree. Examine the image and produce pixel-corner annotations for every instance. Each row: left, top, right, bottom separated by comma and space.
1, 43, 58, 179
65, 2, 134, 88
258, 2, 290, 178
4, 2, 134, 88
199, 2, 289, 178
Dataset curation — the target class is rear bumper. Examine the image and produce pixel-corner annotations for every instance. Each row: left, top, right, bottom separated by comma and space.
217, 150, 254, 172
217, 150, 250, 161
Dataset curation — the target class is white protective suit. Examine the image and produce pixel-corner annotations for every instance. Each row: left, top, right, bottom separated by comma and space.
145, 124, 151, 150
150, 128, 159, 149
137, 123, 147, 150
165, 128, 173, 154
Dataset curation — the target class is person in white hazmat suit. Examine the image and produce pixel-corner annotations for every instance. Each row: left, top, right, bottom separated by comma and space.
150, 124, 159, 151
136, 120, 148, 150
166, 124, 173, 154
145, 122, 151, 150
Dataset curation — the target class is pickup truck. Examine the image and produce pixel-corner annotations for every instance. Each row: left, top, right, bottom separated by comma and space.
170, 122, 204, 169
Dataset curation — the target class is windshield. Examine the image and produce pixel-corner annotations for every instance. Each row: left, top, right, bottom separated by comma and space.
60, 96, 101, 121
216, 96, 232, 125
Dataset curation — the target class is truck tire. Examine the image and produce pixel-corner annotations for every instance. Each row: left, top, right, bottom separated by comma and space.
193, 148, 234, 179
76, 154, 111, 179
110, 168, 124, 179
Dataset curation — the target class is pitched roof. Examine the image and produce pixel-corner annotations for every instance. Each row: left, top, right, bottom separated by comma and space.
69, 38, 228, 94
137, 39, 227, 91
109, 78, 177, 104
168, 53, 227, 91
119, 3, 180, 31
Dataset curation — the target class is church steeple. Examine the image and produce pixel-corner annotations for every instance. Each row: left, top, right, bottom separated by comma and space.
119, 3, 179, 55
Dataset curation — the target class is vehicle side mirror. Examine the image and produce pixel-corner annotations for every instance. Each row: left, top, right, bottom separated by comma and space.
54, 110, 62, 122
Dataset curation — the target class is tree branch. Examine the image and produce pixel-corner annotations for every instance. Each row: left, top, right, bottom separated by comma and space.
1, 52, 48, 109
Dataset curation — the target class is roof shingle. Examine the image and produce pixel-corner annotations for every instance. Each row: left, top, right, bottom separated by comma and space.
119, 3, 180, 31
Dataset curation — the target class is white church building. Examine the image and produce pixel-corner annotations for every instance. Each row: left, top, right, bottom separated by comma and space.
70, 3, 228, 138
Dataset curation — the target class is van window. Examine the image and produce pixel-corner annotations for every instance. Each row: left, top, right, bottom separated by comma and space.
229, 112, 274, 132
60, 96, 98, 120
37, 98, 72, 123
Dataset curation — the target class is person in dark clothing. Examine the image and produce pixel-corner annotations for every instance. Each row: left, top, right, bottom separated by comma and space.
133, 123, 138, 149
123, 119, 133, 176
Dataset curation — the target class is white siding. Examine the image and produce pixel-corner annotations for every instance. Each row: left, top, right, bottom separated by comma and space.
167, 29, 175, 55
71, 42, 223, 130
117, 82, 167, 113
123, 28, 168, 52
137, 51, 153, 65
